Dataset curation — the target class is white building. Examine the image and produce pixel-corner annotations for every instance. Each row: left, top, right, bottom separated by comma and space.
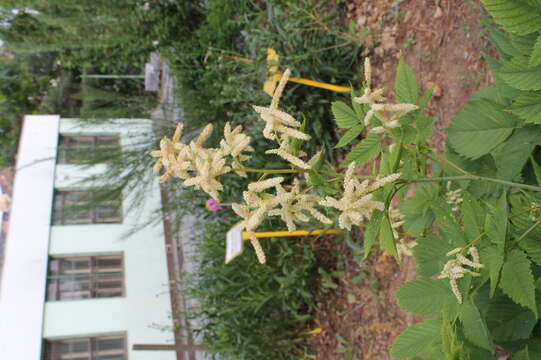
0, 115, 177, 360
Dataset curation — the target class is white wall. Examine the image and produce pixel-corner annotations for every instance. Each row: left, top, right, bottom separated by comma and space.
0, 116, 175, 360
0, 115, 60, 359
43, 118, 176, 360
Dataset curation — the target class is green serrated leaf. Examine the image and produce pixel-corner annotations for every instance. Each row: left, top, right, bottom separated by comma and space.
391, 317, 442, 359
510, 32, 539, 56
488, 27, 521, 57
415, 115, 434, 143
485, 192, 508, 248
459, 300, 493, 352
481, 0, 541, 35
396, 278, 455, 315
413, 236, 454, 277
343, 133, 382, 167
500, 249, 537, 316
395, 57, 419, 104
461, 193, 485, 240
473, 83, 521, 106
380, 214, 399, 260
364, 209, 383, 258
431, 200, 467, 247
500, 56, 541, 91
530, 33, 541, 66
418, 88, 433, 111
486, 292, 537, 341
447, 99, 517, 159
400, 184, 437, 235
481, 246, 504, 297
507, 91, 541, 124
334, 124, 364, 148
492, 127, 541, 180
519, 236, 541, 266
332, 101, 360, 129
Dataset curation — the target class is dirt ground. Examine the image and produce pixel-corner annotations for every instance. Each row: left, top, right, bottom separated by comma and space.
306, 0, 495, 358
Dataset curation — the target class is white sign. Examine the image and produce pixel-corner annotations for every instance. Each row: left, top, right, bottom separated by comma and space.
225, 225, 244, 264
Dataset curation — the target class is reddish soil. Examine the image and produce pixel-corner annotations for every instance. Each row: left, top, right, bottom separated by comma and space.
306, 0, 495, 359
348, 0, 495, 152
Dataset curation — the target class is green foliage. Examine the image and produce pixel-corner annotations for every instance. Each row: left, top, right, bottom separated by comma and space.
447, 99, 517, 160
500, 249, 537, 316
334, 124, 363, 148
390, 317, 442, 359
185, 220, 339, 359
331, 101, 359, 129
500, 56, 541, 91
396, 279, 456, 315
459, 300, 493, 352
395, 57, 420, 104
166, 0, 364, 158
392, 2, 541, 357
343, 133, 382, 167
531, 34, 541, 66
481, 0, 541, 35
507, 91, 541, 123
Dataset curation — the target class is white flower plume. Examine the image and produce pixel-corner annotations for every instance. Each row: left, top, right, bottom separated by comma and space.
438, 247, 484, 303
253, 69, 310, 142
220, 122, 254, 158
182, 148, 231, 201
268, 179, 331, 231
353, 57, 418, 134
320, 162, 401, 230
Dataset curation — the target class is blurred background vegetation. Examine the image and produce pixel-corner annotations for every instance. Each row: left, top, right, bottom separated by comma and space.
0, 0, 364, 357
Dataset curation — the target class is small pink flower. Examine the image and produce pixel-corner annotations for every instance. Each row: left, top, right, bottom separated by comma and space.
205, 199, 222, 212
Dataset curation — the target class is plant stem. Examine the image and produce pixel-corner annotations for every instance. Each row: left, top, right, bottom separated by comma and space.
401, 175, 541, 192
462, 232, 487, 253
232, 167, 306, 174
515, 218, 541, 244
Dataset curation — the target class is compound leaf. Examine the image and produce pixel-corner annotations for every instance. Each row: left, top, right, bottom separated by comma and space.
500, 249, 537, 316
391, 317, 442, 359
447, 99, 517, 159
332, 101, 359, 129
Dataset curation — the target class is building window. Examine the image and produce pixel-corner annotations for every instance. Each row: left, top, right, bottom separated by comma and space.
47, 255, 124, 301
43, 335, 126, 360
57, 135, 120, 164
52, 190, 122, 225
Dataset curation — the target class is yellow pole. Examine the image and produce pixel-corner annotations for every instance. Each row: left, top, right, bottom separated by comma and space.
206, 48, 352, 93
289, 77, 351, 92
241, 229, 342, 241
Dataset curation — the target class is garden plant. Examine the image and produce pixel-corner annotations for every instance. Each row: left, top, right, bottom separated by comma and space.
2, 0, 541, 358
153, 0, 541, 357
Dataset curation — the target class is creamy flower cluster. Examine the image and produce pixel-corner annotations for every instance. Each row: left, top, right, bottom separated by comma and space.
438, 247, 484, 303
353, 58, 418, 135
320, 162, 401, 230
150, 122, 253, 200
390, 207, 417, 257
232, 177, 331, 264
445, 181, 463, 212
253, 69, 312, 170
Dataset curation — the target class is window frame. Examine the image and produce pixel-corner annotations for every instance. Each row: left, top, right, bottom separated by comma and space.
57, 134, 121, 165
52, 189, 123, 225
47, 254, 125, 301
43, 334, 128, 360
